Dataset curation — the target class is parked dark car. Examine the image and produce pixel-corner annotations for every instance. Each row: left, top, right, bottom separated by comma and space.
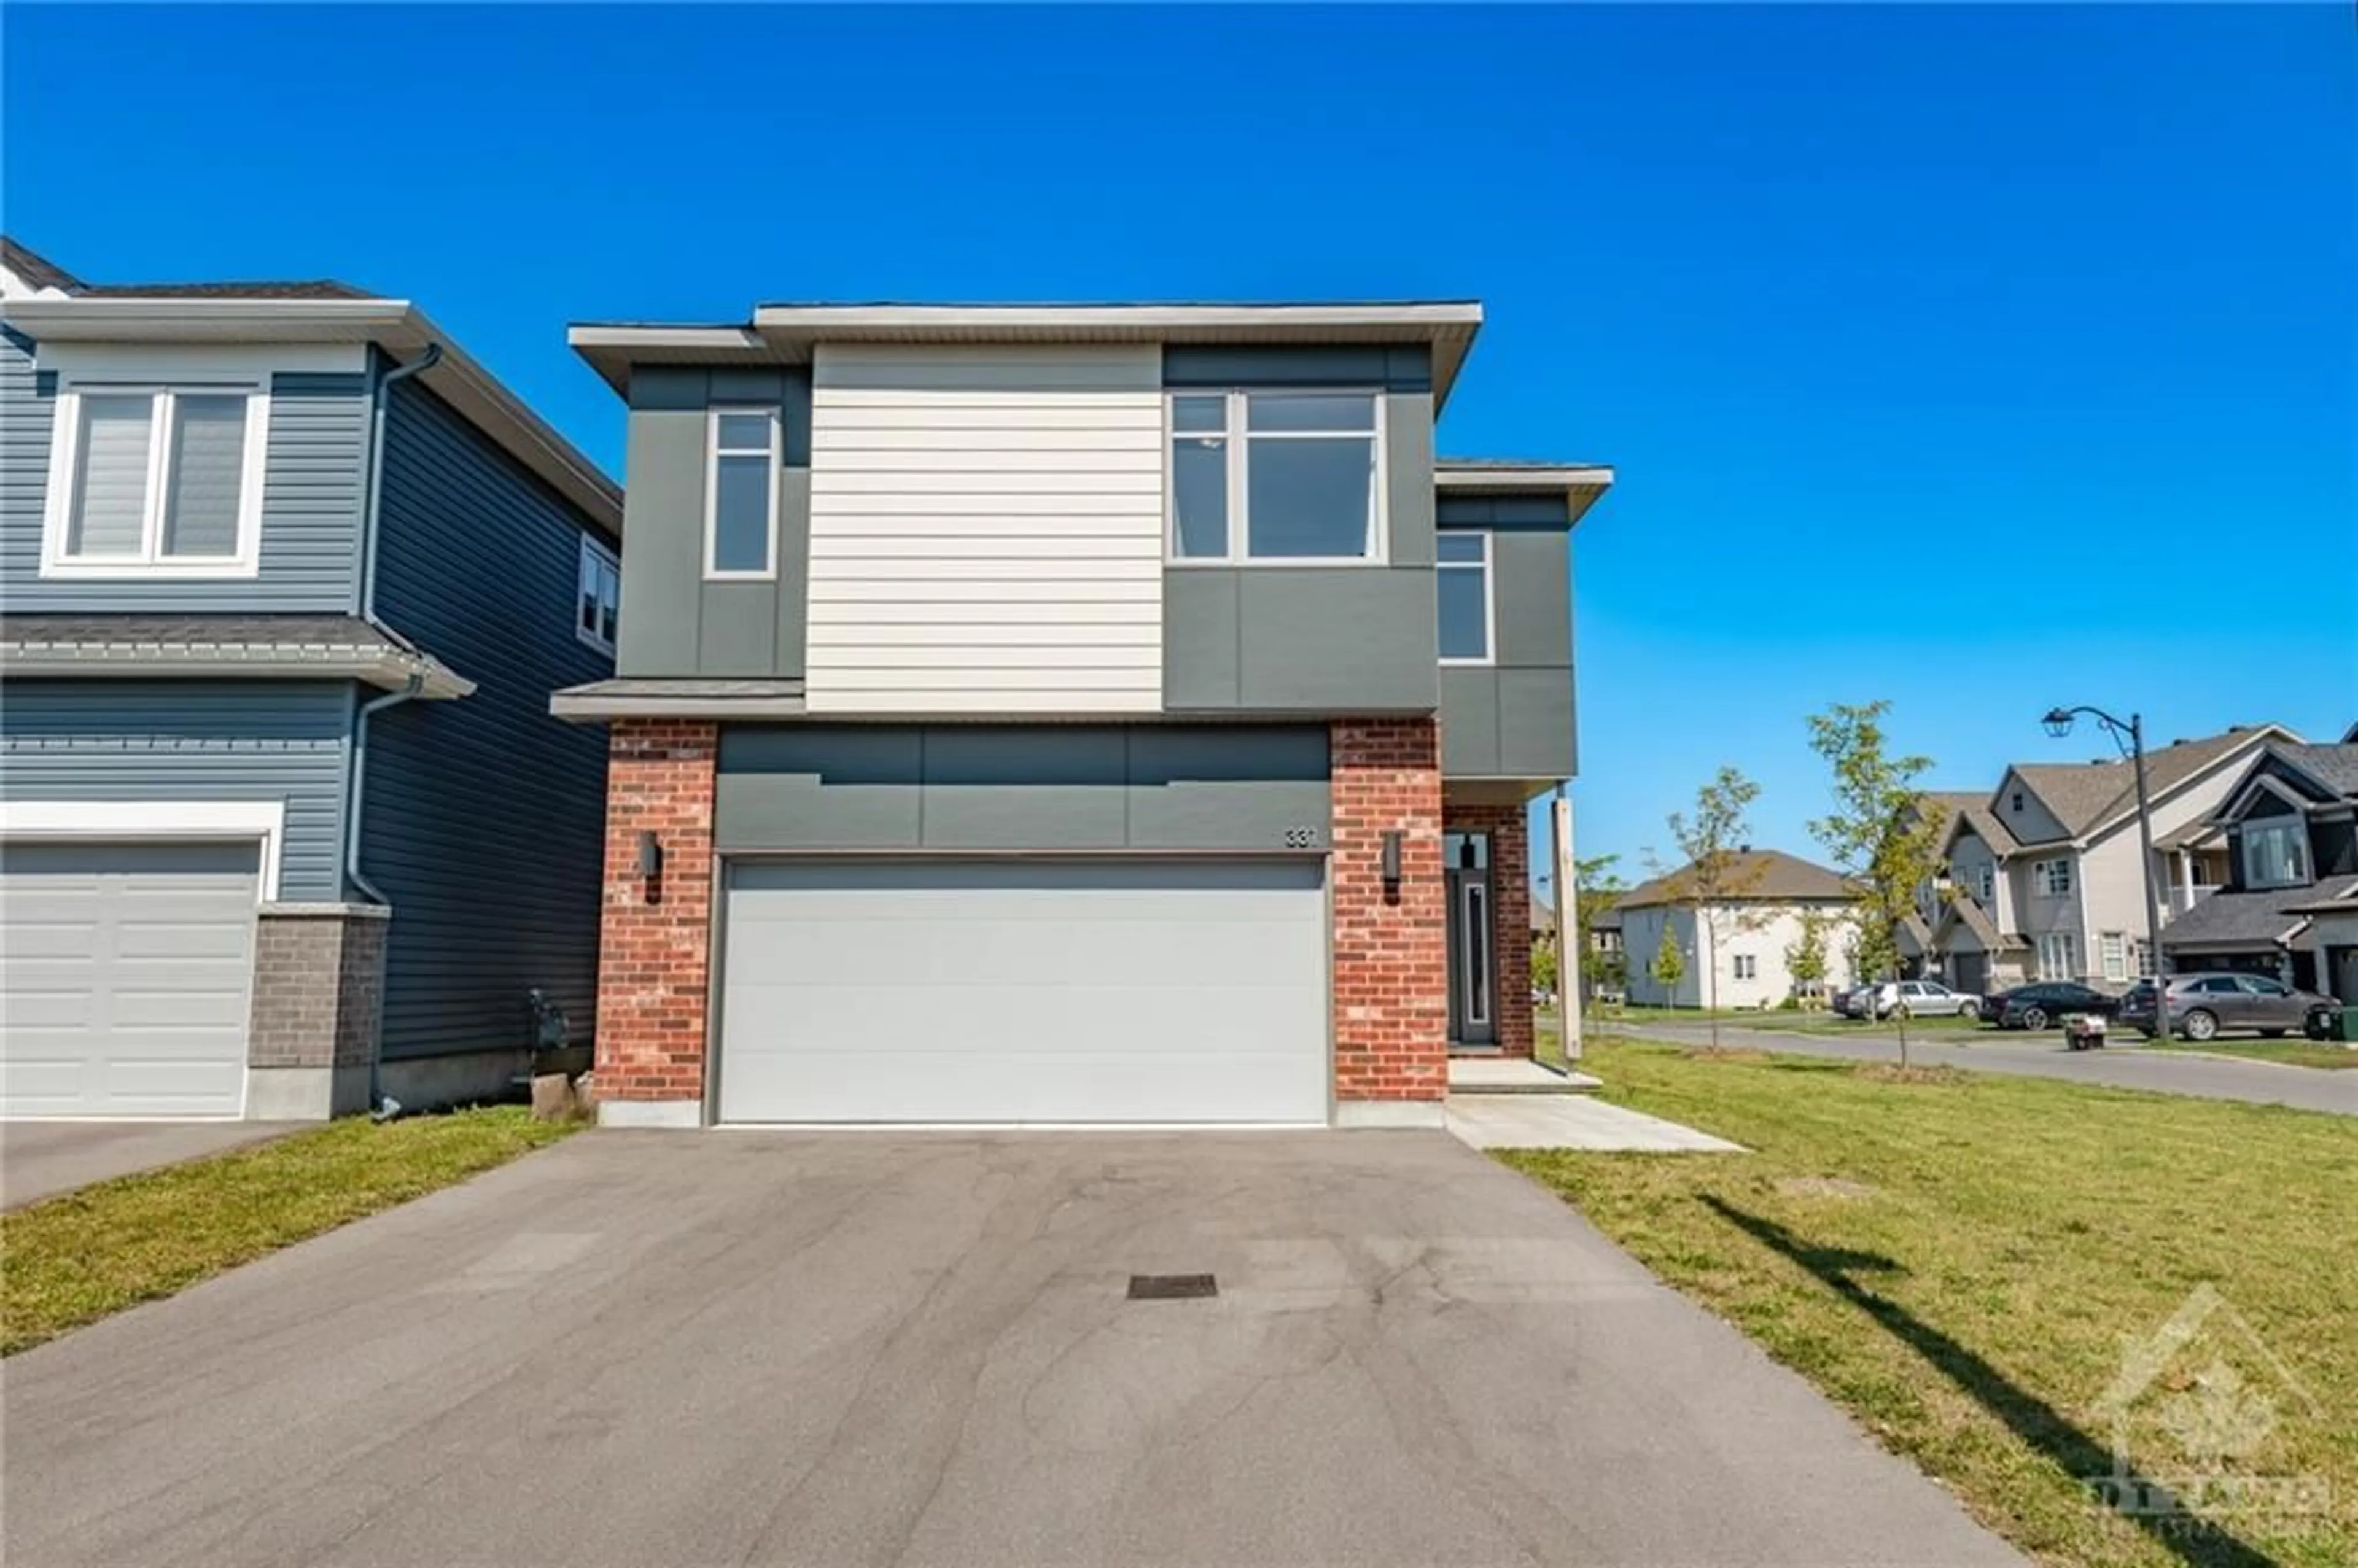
1980, 982, 2120, 1031
2119, 973, 2341, 1042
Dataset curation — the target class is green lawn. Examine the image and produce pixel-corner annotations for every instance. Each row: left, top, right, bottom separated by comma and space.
2147, 1039, 2358, 1071
1502, 1038, 2358, 1568
2, 1108, 578, 1356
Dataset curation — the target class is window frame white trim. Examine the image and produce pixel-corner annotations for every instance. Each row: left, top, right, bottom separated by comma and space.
2033, 856, 2074, 898
1435, 526, 1496, 666
2037, 931, 2079, 982
702, 403, 781, 582
1164, 387, 1389, 567
2099, 930, 2128, 982
2238, 814, 2312, 890
577, 534, 621, 657
0, 799, 285, 901
39, 381, 270, 580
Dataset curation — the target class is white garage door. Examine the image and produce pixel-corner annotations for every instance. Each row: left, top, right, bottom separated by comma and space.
717, 858, 1327, 1124
0, 841, 258, 1119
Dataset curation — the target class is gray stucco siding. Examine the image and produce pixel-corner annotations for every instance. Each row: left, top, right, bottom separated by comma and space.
0, 680, 353, 902
715, 723, 1330, 853
615, 365, 811, 681
0, 330, 368, 611
362, 376, 611, 1060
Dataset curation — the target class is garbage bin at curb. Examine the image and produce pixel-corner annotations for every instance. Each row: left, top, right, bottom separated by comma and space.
2338, 1004, 2358, 1044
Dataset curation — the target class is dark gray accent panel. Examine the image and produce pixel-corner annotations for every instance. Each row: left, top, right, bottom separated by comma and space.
1490, 529, 1572, 667
921, 728, 1129, 849
0, 680, 352, 901
1498, 667, 1576, 777
1439, 666, 1503, 777
715, 723, 1329, 852
0, 336, 368, 611
1161, 569, 1239, 708
1239, 570, 1438, 711
364, 377, 612, 1060
1438, 495, 1573, 528
1386, 393, 1436, 570
1162, 344, 1432, 392
615, 365, 812, 681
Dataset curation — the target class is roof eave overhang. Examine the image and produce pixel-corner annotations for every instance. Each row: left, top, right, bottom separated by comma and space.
0, 645, 473, 698
1434, 464, 1615, 526
549, 691, 809, 723
5, 297, 622, 539
570, 302, 1487, 409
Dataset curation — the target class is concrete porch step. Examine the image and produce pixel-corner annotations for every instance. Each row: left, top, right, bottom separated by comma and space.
1446, 1057, 1603, 1095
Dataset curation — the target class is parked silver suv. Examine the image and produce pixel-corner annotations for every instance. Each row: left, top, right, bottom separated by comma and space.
2120, 972, 2341, 1042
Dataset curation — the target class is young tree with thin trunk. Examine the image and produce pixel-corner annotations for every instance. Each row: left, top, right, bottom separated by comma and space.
1786, 908, 1832, 1008
1648, 920, 1687, 1008
1573, 853, 1628, 1009
1807, 701, 1947, 1066
1659, 767, 1767, 1049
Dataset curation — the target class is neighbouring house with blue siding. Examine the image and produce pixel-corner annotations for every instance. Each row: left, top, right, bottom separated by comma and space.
0, 238, 622, 1120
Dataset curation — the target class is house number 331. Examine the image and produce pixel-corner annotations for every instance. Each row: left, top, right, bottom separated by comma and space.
1282, 827, 1321, 849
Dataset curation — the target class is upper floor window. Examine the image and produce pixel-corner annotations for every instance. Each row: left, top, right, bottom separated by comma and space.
1732, 954, 1757, 980
1436, 531, 1493, 662
41, 385, 266, 578
2033, 857, 2072, 897
1168, 391, 1383, 564
577, 535, 620, 656
706, 406, 779, 579
2241, 818, 2310, 888
1975, 863, 1995, 904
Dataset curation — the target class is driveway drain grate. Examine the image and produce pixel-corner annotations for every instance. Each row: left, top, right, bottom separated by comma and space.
1127, 1273, 1218, 1301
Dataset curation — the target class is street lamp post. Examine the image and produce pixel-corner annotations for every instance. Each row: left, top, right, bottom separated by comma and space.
2041, 705, 2163, 979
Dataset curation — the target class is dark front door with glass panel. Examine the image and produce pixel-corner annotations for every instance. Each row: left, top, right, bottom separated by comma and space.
1444, 831, 1496, 1047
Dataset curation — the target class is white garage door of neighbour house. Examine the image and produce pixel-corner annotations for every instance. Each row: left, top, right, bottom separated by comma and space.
0, 841, 259, 1118
716, 858, 1328, 1124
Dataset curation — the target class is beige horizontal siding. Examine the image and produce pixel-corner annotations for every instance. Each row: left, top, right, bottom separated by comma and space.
807, 343, 1164, 715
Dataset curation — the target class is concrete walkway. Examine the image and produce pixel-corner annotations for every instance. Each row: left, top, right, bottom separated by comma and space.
1447, 1094, 1746, 1151
1446, 1056, 1604, 1092
1613, 1020, 2358, 1116
2, 1122, 303, 1209
2, 1130, 2016, 1567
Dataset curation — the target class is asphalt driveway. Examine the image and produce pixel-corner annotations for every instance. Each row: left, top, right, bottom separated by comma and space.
2, 1120, 303, 1209
2, 1130, 2018, 1568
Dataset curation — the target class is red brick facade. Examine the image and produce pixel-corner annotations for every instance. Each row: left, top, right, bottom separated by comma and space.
595, 720, 718, 1104
1329, 718, 1448, 1103
1443, 802, 1535, 1059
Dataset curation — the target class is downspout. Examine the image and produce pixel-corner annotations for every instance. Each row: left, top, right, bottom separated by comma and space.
356, 343, 442, 621
343, 343, 439, 1117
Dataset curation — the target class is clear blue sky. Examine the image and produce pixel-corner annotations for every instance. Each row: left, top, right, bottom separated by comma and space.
8, 6, 2351, 888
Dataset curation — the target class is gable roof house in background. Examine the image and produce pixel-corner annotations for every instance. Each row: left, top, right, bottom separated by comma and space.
1616, 848, 1859, 1010
1929, 724, 2301, 995
0, 239, 621, 1120
2158, 736, 2358, 999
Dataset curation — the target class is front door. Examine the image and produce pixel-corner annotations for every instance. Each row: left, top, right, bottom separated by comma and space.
1444, 831, 1496, 1047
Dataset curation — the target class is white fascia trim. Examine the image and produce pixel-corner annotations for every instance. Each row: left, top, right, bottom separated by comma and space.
0, 645, 474, 697
1434, 465, 1616, 490
750, 301, 1484, 333
6, 297, 623, 538
0, 799, 286, 899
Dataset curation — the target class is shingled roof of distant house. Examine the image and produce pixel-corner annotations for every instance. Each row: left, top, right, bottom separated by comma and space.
1618, 848, 1854, 909
1, 236, 80, 292
2009, 726, 2292, 843
2, 235, 374, 301
2270, 742, 2358, 801
1921, 789, 2022, 856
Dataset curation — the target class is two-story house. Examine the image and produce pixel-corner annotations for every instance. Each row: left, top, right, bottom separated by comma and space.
1616, 849, 1859, 1010
553, 301, 1608, 1128
0, 239, 620, 1120
2158, 737, 2358, 999
1927, 724, 2298, 993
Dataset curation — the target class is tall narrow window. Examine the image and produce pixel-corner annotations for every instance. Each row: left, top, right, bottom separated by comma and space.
706, 407, 778, 578
44, 386, 265, 575
1437, 530, 1492, 662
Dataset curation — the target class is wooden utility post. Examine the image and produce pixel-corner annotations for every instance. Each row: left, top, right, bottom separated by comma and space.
1554, 788, 1581, 1062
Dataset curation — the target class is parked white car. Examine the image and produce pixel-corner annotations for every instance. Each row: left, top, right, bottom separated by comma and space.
1856, 980, 1983, 1020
